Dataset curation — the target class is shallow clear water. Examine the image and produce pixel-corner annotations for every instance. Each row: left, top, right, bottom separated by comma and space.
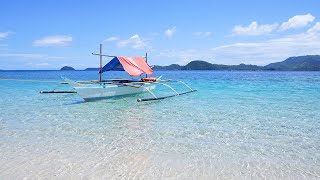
0, 70, 319, 179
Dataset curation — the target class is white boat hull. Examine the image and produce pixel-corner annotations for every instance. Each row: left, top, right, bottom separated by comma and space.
59, 77, 196, 102
73, 83, 156, 101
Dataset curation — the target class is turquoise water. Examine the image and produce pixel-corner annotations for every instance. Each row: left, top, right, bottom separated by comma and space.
0, 70, 320, 179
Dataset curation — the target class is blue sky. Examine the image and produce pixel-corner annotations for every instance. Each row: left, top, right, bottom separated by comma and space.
0, 0, 320, 69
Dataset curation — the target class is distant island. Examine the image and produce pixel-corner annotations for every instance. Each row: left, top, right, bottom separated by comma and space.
60, 66, 75, 71
84, 68, 100, 71
265, 55, 320, 71
153, 62, 263, 71
77, 55, 320, 71
153, 55, 320, 71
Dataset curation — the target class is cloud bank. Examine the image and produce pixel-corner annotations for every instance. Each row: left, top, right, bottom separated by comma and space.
33, 35, 72, 47
0, 31, 14, 39
158, 22, 320, 65
232, 21, 278, 36
279, 14, 315, 31
117, 34, 148, 49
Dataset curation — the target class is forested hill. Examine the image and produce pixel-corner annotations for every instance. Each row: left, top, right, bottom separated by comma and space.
152, 55, 320, 71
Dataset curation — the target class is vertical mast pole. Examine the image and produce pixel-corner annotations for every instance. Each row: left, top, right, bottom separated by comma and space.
99, 44, 102, 82
145, 52, 148, 78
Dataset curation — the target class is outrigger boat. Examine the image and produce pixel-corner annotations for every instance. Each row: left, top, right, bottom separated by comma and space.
41, 44, 196, 102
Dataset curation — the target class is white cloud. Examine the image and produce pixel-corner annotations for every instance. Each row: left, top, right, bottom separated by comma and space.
279, 14, 315, 31
34, 62, 51, 67
164, 26, 177, 38
33, 35, 72, 47
158, 22, 320, 65
47, 56, 67, 59
232, 21, 278, 36
0, 31, 14, 39
22, 62, 61, 69
0, 53, 46, 59
193, 31, 212, 38
0, 53, 66, 59
105, 36, 118, 42
307, 22, 320, 34
117, 34, 148, 49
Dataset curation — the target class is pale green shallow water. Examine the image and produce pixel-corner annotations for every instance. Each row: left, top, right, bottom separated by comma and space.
0, 70, 319, 179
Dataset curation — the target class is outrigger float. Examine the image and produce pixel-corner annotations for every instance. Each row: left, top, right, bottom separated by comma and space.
40, 44, 196, 102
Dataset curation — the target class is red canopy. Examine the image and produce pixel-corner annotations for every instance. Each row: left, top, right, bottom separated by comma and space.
117, 56, 153, 76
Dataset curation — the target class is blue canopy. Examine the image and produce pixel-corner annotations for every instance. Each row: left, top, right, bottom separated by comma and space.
101, 57, 125, 72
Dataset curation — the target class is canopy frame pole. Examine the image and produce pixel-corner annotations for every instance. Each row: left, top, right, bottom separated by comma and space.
99, 44, 102, 82
145, 52, 148, 78
92, 44, 117, 82
92, 53, 117, 58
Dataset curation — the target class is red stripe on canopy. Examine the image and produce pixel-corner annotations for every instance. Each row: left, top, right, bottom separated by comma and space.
117, 56, 154, 76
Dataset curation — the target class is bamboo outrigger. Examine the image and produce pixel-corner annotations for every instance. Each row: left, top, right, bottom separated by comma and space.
40, 44, 196, 102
